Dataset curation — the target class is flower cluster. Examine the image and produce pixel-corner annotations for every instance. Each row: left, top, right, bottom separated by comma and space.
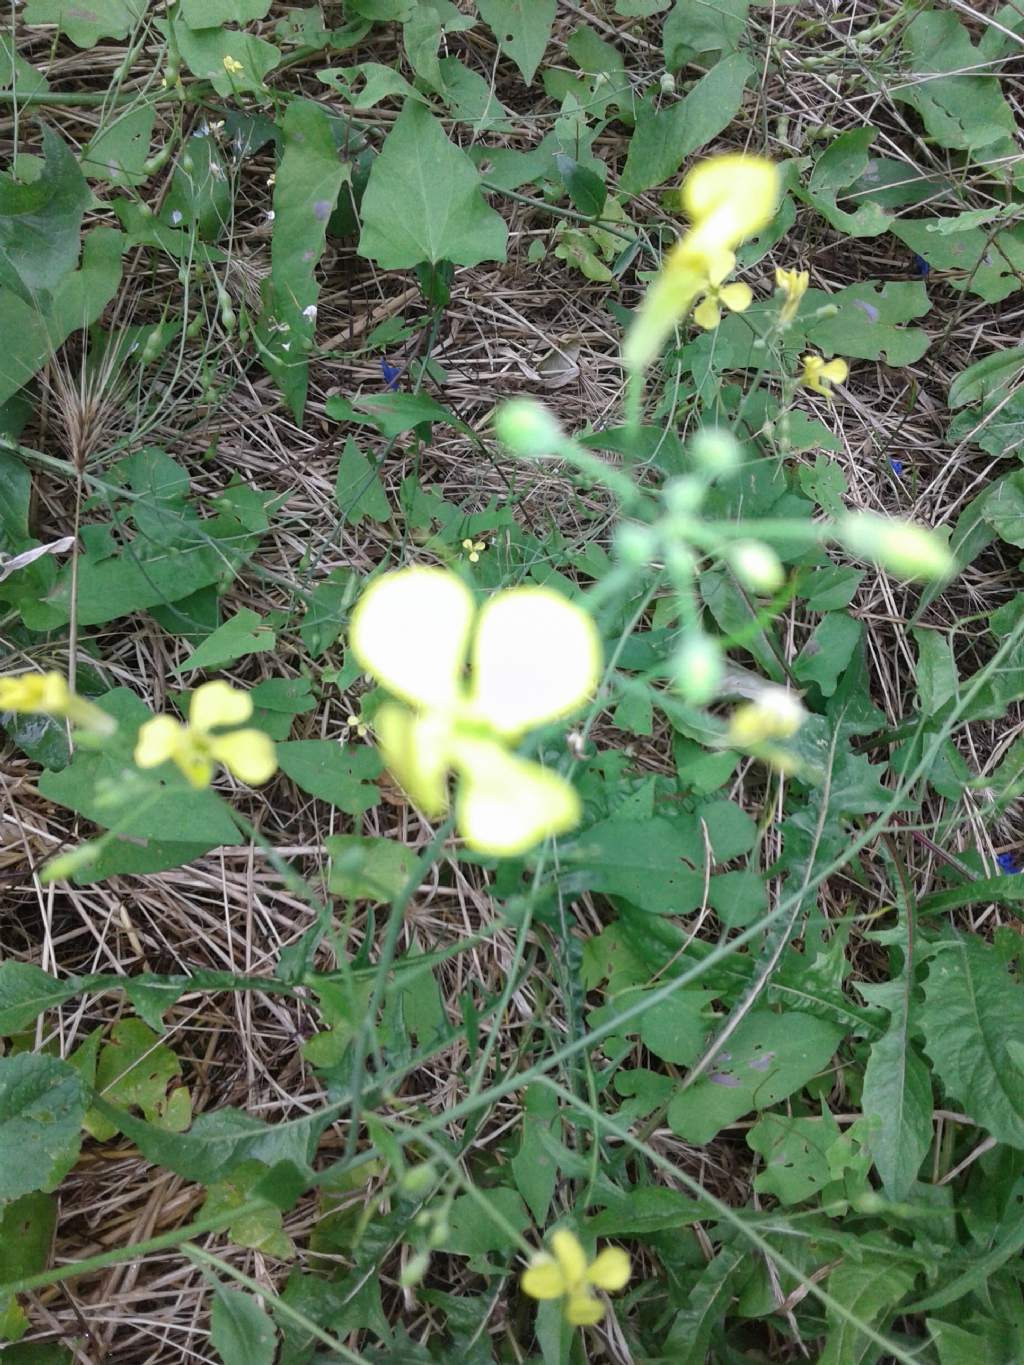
134, 681, 276, 789
521, 1229, 630, 1326
348, 567, 601, 856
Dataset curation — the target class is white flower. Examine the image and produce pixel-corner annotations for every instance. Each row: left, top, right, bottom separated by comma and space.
302, 304, 318, 323
170, 209, 183, 226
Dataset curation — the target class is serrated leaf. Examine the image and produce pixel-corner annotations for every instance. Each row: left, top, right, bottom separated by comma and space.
0, 1054, 85, 1201
0, 124, 90, 297
920, 936, 1024, 1148
358, 101, 507, 269
23, 0, 146, 49
277, 740, 382, 815
257, 99, 345, 423
477, 0, 555, 84
661, 1246, 746, 1364
667, 1010, 844, 1144
210, 1288, 278, 1365
620, 54, 753, 195
181, 609, 277, 673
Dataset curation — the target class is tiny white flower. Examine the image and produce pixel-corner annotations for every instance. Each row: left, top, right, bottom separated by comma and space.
302, 304, 317, 323
265, 209, 276, 222
170, 209, 183, 226
194, 122, 210, 138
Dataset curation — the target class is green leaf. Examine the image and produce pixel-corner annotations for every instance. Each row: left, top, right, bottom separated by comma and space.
638, 989, 714, 1064
257, 100, 346, 423
277, 740, 382, 815
819, 1248, 916, 1365
163, 135, 233, 242
891, 218, 1024, 305
802, 127, 892, 238
620, 55, 753, 196
913, 627, 958, 714
82, 106, 155, 188
166, 18, 281, 98
87, 1018, 192, 1141
440, 1188, 531, 1267
0, 1192, 57, 1340
0, 963, 75, 1036
0, 34, 50, 99
181, 609, 277, 673
210, 1288, 278, 1365
334, 439, 390, 526
358, 101, 507, 269
803, 280, 931, 366
510, 1083, 558, 1225
949, 346, 1024, 409
749, 1108, 842, 1205
0, 1054, 85, 1201
326, 390, 469, 439
477, 0, 556, 84
23, 0, 145, 48
861, 1005, 933, 1200
0, 124, 90, 297
663, 0, 749, 67
553, 153, 606, 217
793, 613, 862, 697
585, 1186, 704, 1235
180, 0, 271, 24
326, 835, 419, 902
667, 1010, 844, 1144
920, 936, 1024, 1148
300, 568, 357, 658
202, 1161, 294, 1261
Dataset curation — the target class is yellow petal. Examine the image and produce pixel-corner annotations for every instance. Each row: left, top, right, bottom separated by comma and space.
587, 1247, 630, 1291
0, 671, 71, 715
190, 680, 252, 734
210, 729, 277, 785
376, 702, 451, 817
134, 716, 186, 769
453, 739, 582, 855
692, 294, 722, 330
682, 155, 778, 250
350, 567, 474, 710
469, 587, 600, 737
566, 1287, 605, 1326
822, 358, 849, 386
719, 281, 752, 313
520, 1255, 566, 1301
550, 1229, 588, 1288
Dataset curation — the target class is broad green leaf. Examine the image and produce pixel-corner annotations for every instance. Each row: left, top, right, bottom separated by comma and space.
87, 1018, 192, 1142
563, 817, 703, 914
82, 106, 155, 188
437, 57, 513, 132
402, 0, 475, 94
163, 135, 233, 242
793, 613, 862, 697
949, 346, 1024, 409
277, 740, 382, 815
334, 439, 390, 526
920, 936, 1024, 1147
0, 1192, 57, 1340
181, 609, 277, 673
166, 19, 281, 97
620, 55, 753, 196
891, 218, 1024, 304
667, 1010, 844, 1144
861, 1010, 933, 1200
300, 568, 357, 657
23, 0, 145, 48
326, 835, 419, 902
210, 1288, 278, 1365
801, 127, 892, 238
663, 0, 749, 67
477, 0, 556, 85
638, 989, 714, 1063
181, 0, 271, 24
0, 1054, 85, 1201
586, 1187, 704, 1235
748, 1108, 842, 1205
317, 62, 422, 110
0, 963, 75, 1036
913, 627, 958, 713
0, 124, 90, 297
256, 99, 345, 423
358, 101, 507, 269
804, 280, 931, 366
202, 1161, 294, 1261
510, 1084, 558, 1224
440, 1188, 530, 1267
819, 1248, 916, 1365
553, 153, 606, 217
326, 390, 469, 439
0, 35, 50, 99
708, 867, 766, 928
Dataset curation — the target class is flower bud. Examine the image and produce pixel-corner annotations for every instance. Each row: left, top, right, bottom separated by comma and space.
727, 688, 805, 746
398, 1163, 436, 1197
688, 427, 741, 477
664, 475, 704, 516
836, 513, 953, 581
660, 72, 676, 96
728, 540, 785, 593
615, 521, 656, 567
674, 633, 723, 705
399, 1250, 431, 1288
495, 399, 563, 458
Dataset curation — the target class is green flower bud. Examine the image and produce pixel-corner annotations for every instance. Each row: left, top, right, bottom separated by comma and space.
494, 399, 563, 457
399, 1250, 431, 1288
660, 72, 676, 95
728, 540, 785, 593
674, 633, 723, 705
663, 475, 704, 516
615, 521, 656, 567
836, 513, 953, 581
398, 1163, 436, 1197
688, 427, 741, 476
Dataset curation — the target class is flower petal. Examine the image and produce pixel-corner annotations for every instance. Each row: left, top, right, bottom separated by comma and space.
682, 155, 778, 251
469, 587, 600, 737
550, 1229, 588, 1287
134, 716, 186, 769
521, 1255, 565, 1301
376, 702, 451, 817
822, 358, 849, 386
587, 1247, 630, 1291
350, 567, 474, 710
692, 294, 722, 330
0, 671, 71, 715
190, 680, 253, 734
719, 281, 752, 313
566, 1288, 605, 1326
210, 729, 277, 785
453, 739, 581, 856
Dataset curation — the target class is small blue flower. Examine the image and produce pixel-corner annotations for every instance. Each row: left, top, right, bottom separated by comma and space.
997, 851, 1021, 874
912, 254, 930, 277
889, 458, 904, 477
381, 358, 401, 392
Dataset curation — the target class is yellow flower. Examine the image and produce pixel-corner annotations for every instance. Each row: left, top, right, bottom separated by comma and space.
775, 268, 809, 325
692, 256, 753, 330
222, 55, 244, 75
0, 670, 115, 734
624, 154, 778, 372
727, 688, 805, 746
349, 567, 601, 856
134, 681, 276, 789
521, 1229, 630, 1326
345, 713, 368, 740
800, 353, 848, 396
462, 538, 487, 564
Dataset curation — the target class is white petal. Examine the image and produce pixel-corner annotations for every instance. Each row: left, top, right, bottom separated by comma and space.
452, 737, 581, 856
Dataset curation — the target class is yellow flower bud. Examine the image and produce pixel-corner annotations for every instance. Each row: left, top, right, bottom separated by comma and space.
836, 513, 954, 581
